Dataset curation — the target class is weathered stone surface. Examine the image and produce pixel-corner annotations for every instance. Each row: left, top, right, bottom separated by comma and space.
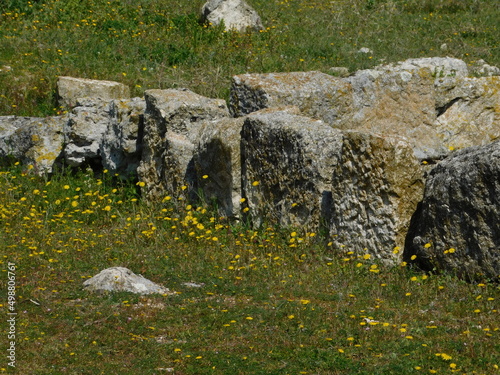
385, 57, 469, 79
345, 65, 448, 160
57, 76, 130, 109
230, 71, 353, 126
137, 89, 229, 200
83, 267, 171, 295
63, 98, 111, 168
241, 111, 344, 229
194, 107, 301, 218
194, 117, 246, 218
434, 76, 500, 150
200, 0, 263, 32
470, 59, 500, 77
0, 115, 65, 173
229, 59, 471, 161
241, 111, 424, 261
101, 97, 146, 179
328, 132, 424, 261
63, 97, 146, 178
404, 141, 500, 281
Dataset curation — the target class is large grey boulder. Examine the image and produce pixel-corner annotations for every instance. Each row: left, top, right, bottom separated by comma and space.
57, 76, 130, 109
83, 267, 171, 295
137, 89, 229, 200
404, 141, 500, 281
200, 0, 263, 32
0, 116, 65, 174
230, 71, 353, 126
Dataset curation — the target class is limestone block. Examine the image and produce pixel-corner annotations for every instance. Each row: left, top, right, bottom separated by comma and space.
345, 66, 448, 160
83, 267, 171, 295
241, 112, 424, 261
200, 0, 263, 32
101, 97, 146, 179
240, 111, 343, 229
404, 141, 500, 281
229, 71, 353, 126
63, 98, 111, 167
434, 76, 500, 150
194, 117, 246, 218
328, 132, 424, 262
0, 115, 65, 174
137, 89, 229, 200
57, 76, 130, 109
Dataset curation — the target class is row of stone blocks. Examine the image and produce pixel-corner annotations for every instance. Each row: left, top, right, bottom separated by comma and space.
1, 57, 499, 280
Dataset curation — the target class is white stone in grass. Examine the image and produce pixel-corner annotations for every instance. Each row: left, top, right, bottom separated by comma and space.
358, 47, 373, 54
83, 267, 171, 295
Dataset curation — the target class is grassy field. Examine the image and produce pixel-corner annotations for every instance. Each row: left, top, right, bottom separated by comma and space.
0, 165, 499, 374
1, 0, 499, 374
0, 0, 499, 116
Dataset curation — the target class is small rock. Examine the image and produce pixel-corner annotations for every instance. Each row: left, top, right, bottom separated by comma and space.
200, 0, 263, 32
182, 282, 205, 288
358, 47, 373, 54
83, 267, 171, 295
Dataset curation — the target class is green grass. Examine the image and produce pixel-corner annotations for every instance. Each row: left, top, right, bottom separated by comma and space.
0, 163, 499, 374
0, 0, 499, 116
0, 1, 499, 373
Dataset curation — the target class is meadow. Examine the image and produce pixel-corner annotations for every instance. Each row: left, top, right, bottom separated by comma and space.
0, 0, 499, 116
1, 0, 500, 374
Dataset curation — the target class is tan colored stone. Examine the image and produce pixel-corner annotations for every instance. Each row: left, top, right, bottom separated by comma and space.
57, 76, 130, 109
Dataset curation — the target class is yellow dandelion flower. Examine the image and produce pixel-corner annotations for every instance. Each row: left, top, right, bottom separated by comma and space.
252, 181, 260, 186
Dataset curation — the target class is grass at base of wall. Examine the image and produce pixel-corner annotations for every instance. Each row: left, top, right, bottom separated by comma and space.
0, 164, 498, 374
0, 0, 499, 116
